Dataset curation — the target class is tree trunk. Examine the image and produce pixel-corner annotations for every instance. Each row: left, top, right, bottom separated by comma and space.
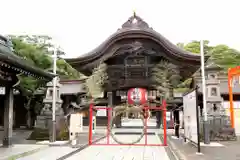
26, 111, 32, 129
156, 110, 162, 128
174, 110, 180, 138
169, 87, 174, 100
25, 97, 33, 129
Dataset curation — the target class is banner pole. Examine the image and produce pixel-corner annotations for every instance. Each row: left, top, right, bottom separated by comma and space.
163, 100, 167, 146
228, 68, 235, 128
88, 99, 93, 145
195, 87, 201, 153
200, 40, 210, 144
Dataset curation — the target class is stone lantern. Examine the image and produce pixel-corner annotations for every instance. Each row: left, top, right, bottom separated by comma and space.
43, 78, 63, 115
205, 62, 224, 116
204, 62, 236, 140
35, 78, 64, 133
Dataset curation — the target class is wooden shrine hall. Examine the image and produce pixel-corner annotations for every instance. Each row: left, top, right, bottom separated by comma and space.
66, 13, 205, 127
0, 35, 54, 147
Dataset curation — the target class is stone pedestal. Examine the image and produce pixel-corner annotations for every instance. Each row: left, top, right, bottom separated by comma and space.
30, 104, 67, 140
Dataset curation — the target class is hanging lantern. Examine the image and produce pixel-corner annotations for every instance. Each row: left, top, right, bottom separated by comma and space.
127, 88, 148, 105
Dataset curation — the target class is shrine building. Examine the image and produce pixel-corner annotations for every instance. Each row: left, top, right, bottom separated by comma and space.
65, 13, 204, 127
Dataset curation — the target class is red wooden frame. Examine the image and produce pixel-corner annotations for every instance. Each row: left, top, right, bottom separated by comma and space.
88, 100, 167, 146
228, 67, 240, 128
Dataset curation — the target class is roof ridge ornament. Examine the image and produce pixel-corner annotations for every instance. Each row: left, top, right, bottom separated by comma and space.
121, 12, 150, 29
133, 10, 136, 17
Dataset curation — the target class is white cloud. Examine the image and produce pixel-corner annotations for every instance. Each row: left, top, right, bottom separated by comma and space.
1, 0, 239, 58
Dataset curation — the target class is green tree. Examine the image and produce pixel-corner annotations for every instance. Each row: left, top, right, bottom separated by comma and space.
178, 40, 240, 70
85, 63, 108, 98
11, 35, 81, 79
152, 60, 181, 99
175, 40, 212, 92
176, 41, 240, 92
10, 35, 82, 128
177, 40, 212, 54
210, 44, 240, 70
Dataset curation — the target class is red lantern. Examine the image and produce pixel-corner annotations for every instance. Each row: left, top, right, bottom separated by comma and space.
127, 88, 148, 105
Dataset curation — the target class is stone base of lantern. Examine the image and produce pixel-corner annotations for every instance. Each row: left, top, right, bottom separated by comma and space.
199, 115, 237, 142
28, 105, 69, 141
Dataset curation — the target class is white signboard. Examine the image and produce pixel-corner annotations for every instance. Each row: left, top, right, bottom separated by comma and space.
92, 116, 96, 134
96, 108, 107, 117
0, 87, 5, 95
69, 113, 83, 140
222, 101, 240, 109
183, 90, 198, 144
166, 112, 171, 121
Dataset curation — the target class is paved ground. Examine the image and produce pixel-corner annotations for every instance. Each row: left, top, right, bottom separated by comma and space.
17, 133, 104, 160
3, 118, 240, 160
168, 135, 240, 160
65, 119, 171, 160
18, 146, 78, 160
66, 134, 170, 160
0, 144, 47, 160
0, 119, 173, 160
0, 130, 42, 160
0, 129, 103, 160
0, 130, 36, 145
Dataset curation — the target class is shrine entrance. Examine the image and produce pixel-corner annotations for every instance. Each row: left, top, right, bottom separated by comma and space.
88, 99, 167, 146
66, 13, 203, 147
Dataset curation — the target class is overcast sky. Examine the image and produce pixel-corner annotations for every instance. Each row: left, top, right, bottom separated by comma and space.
1, 0, 239, 58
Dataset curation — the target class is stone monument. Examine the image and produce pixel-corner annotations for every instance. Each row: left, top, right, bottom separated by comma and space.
205, 63, 224, 115
204, 62, 236, 141
29, 78, 68, 141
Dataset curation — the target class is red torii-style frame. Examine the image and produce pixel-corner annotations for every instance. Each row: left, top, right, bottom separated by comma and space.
227, 66, 240, 128
88, 100, 167, 146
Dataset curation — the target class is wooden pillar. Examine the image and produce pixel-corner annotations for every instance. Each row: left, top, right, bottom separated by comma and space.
174, 109, 180, 138
107, 92, 113, 117
156, 111, 161, 128
104, 92, 108, 99
2, 86, 14, 147
108, 91, 121, 127
156, 99, 162, 128
126, 107, 129, 119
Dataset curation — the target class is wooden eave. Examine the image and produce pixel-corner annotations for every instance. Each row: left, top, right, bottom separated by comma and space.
67, 29, 202, 64
0, 36, 55, 80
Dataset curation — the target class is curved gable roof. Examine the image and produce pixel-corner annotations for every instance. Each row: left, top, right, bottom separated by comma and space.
66, 13, 203, 66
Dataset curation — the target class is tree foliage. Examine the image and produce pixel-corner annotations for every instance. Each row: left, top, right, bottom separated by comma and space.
178, 40, 240, 70
152, 60, 181, 99
11, 35, 81, 79
177, 40, 213, 54
10, 35, 82, 109
175, 41, 240, 93
210, 45, 240, 70
85, 63, 108, 98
